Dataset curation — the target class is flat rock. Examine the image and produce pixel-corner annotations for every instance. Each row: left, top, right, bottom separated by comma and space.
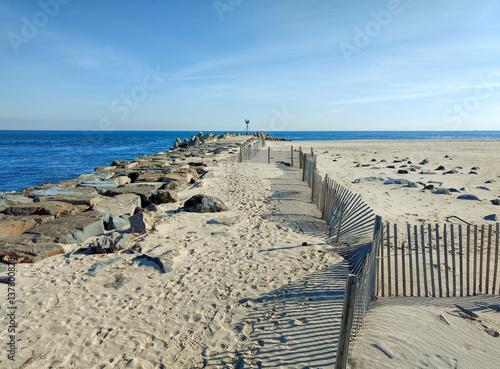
352, 177, 387, 184
182, 194, 227, 213
93, 193, 141, 221
33, 194, 104, 206
78, 181, 118, 189
103, 186, 158, 207
491, 199, 500, 206
0, 215, 54, 235
0, 242, 65, 263
2, 201, 79, 216
134, 173, 167, 183
484, 214, 499, 221
443, 169, 458, 175
87, 257, 123, 276
432, 188, 450, 195
383, 178, 415, 186
207, 215, 244, 226
109, 215, 130, 230
25, 211, 104, 244
87, 232, 133, 254
134, 246, 179, 273
477, 186, 491, 191
457, 194, 481, 201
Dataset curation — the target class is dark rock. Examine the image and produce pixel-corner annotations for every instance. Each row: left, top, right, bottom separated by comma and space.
436, 166, 445, 171
386, 165, 395, 169
457, 194, 481, 201
443, 169, 458, 175
144, 204, 159, 212
182, 194, 227, 213
477, 186, 491, 191
25, 211, 104, 244
491, 199, 500, 206
302, 242, 308, 246
371, 158, 376, 162
423, 184, 435, 190
484, 214, 499, 221
2, 201, 79, 216
103, 186, 158, 207
129, 212, 153, 234
0, 242, 64, 263
135, 249, 179, 273
397, 169, 409, 174
157, 189, 178, 203
432, 188, 450, 195
471, 167, 480, 170
108, 215, 130, 230
485, 179, 496, 184
469, 171, 478, 175
93, 193, 141, 221
448, 188, 460, 193
161, 179, 188, 192
88, 232, 133, 254
420, 159, 429, 165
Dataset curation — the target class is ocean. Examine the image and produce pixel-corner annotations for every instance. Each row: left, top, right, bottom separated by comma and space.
1, 130, 499, 193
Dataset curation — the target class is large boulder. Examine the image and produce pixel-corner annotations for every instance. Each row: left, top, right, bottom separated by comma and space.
182, 194, 227, 213
87, 232, 133, 254
25, 211, 104, 244
92, 193, 141, 221
32, 194, 104, 206
129, 211, 153, 234
103, 186, 158, 207
457, 194, 481, 201
0, 215, 54, 235
156, 189, 178, 203
0, 242, 65, 263
2, 201, 80, 216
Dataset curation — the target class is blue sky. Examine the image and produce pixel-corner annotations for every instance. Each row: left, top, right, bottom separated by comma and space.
1, 0, 499, 131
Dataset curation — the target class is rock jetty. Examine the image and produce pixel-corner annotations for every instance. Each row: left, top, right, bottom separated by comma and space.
0, 131, 272, 264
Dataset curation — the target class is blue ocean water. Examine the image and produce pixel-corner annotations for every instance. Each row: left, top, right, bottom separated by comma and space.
1, 130, 499, 192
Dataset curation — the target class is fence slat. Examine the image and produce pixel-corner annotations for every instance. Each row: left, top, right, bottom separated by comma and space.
480, 225, 485, 293
387, 223, 392, 297
443, 224, 450, 297
459, 225, 464, 297
414, 225, 421, 297
467, 225, 471, 296
394, 224, 399, 297
407, 224, 414, 296
428, 224, 436, 297
421, 224, 429, 297
493, 223, 499, 295
486, 224, 492, 294
335, 274, 359, 369
451, 224, 457, 297
436, 224, 443, 297
473, 225, 478, 294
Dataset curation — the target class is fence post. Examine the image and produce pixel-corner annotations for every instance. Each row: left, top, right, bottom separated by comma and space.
370, 216, 383, 300
291, 145, 294, 167
299, 147, 303, 169
335, 274, 359, 369
336, 203, 345, 243
267, 147, 271, 164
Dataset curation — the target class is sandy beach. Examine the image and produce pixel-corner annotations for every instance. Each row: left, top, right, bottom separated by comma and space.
1, 138, 499, 368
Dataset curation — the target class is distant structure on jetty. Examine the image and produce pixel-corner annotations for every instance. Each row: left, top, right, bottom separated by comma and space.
172, 131, 290, 149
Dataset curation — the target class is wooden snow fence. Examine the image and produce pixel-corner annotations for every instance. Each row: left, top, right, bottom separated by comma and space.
377, 222, 500, 297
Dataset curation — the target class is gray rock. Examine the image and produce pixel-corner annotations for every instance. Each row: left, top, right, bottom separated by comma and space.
88, 232, 133, 254
207, 215, 244, 226
211, 231, 232, 237
0, 242, 65, 263
156, 189, 178, 203
383, 178, 414, 186
79, 181, 118, 189
457, 194, 481, 201
135, 249, 179, 273
477, 186, 491, 191
398, 169, 409, 174
93, 193, 141, 221
404, 182, 419, 188
129, 211, 153, 234
436, 166, 445, 171
484, 214, 499, 221
420, 159, 429, 164
460, 187, 468, 191
448, 188, 460, 193
485, 179, 496, 184
491, 199, 500, 206
432, 188, 450, 195
419, 170, 436, 175
103, 186, 158, 207
87, 257, 123, 276
108, 215, 130, 230
182, 194, 227, 213
2, 201, 79, 216
443, 169, 458, 175
31, 187, 78, 196
352, 177, 387, 184
202, 171, 216, 179
25, 211, 105, 244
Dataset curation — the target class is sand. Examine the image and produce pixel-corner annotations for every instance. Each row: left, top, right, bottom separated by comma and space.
1, 138, 499, 368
